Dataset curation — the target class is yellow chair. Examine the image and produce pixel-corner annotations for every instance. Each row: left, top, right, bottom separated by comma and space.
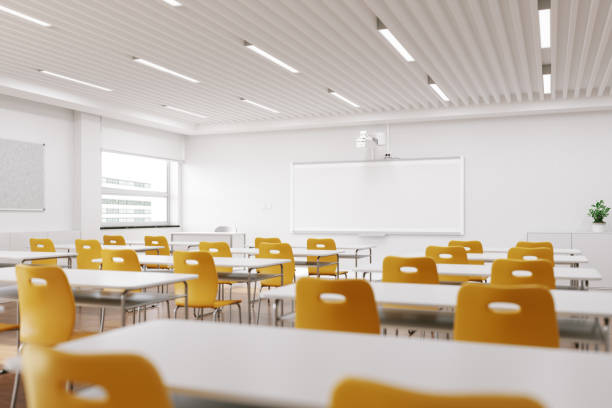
448, 239, 484, 265
75, 239, 102, 269
173, 251, 242, 322
517, 241, 554, 250
454, 284, 559, 347
330, 378, 543, 408
508, 247, 554, 266
382, 256, 439, 284
101, 249, 141, 272
295, 278, 380, 334
103, 235, 126, 245
307, 238, 348, 278
491, 259, 555, 289
22, 345, 172, 408
199, 241, 239, 297
256, 243, 296, 287
144, 236, 170, 269
29, 238, 56, 265
254, 237, 281, 248
425, 246, 483, 283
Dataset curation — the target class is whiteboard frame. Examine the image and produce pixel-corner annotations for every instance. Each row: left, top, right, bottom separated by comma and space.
290, 156, 465, 236
0, 140, 45, 212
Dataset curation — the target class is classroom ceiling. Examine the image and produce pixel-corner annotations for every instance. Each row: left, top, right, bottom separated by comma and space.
0, 0, 611, 135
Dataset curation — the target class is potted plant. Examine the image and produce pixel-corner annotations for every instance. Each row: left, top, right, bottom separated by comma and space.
588, 200, 610, 232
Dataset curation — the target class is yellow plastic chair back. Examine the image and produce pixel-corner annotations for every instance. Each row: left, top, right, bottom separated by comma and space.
517, 241, 554, 250
199, 241, 232, 273
382, 256, 439, 284
448, 240, 483, 253
103, 235, 126, 245
508, 247, 554, 266
173, 251, 218, 306
491, 259, 555, 289
256, 243, 295, 286
254, 237, 281, 248
144, 236, 170, 256
425, 245, 468, 264
22, 345, 172, 408
29, 238, 56, 265
101, 249, 141, 271
75, 239, 102, 269
295, 278, 380, 334
330, 378, 543, 408
454, 284, 559, 347
16, 265, 75, 346
307, 238, 338, 276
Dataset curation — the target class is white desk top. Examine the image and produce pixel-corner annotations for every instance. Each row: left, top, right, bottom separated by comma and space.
231, 247, 343, 258
354, 263, 602, 282
484, 247, 582, 255
54, 320, 612, 408
0, 250, 76, 262
56, 244, 163, 253
0, 267, 197, 290
136, 254, 293, 270
262, 282, 612, 318
171, 231, 246, 236
467, 253, 588, 265
126, 241, 200, 247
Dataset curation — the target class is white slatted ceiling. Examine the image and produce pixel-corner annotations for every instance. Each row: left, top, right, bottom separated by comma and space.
0, 0, 611, 129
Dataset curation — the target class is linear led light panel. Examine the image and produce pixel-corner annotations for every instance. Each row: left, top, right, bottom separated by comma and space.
162, 0, 182, 6
539, 8, 551, 48
0, 5, 51, 27
244, 41, 299, 73
377, 18, 414, 62
133, 57, 199, 83
39, 70, 112, 91
239, 97, 279, 113
542, 64, 552, 94
427, 76, 449, 102
328, 89, 360, 108
163, 105, 207, 119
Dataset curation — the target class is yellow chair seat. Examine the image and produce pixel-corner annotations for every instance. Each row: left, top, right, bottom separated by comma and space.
0, 323, 19, 332
308, 270, 349, 277
175, 298, 241, 308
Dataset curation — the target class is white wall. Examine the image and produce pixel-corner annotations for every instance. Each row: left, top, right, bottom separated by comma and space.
183, 110, 612, 263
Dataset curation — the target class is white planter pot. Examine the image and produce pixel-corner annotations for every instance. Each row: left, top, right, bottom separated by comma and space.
592, 222, 606, 233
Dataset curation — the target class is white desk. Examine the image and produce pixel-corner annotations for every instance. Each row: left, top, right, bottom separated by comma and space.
52, 320, 612, 407
134, 254, 292, 324
0, 250, 76, 268
484, 247, 582, 255
55, 244, 163, 253
170, 231, 246, 248
0, 267, 197, 324
467, 253, 588, 266
355, 263, 601, 290
231, 247, 344, 277
126, 241, 201, 249
262, 282, 612, 349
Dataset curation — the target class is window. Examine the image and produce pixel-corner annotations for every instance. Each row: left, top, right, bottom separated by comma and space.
101, 151, 180, 227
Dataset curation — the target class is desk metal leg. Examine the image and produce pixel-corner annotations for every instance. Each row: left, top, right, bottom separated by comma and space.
67, 256, 72, 268
247, 268, 252, 324
183, 281, 189, 320
120, 291, 127, 326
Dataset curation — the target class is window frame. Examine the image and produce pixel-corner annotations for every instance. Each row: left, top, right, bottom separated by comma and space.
100, 149, 181, 229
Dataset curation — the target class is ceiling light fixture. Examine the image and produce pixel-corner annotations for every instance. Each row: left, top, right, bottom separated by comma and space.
328, 89, 360, 108
538, 0, 551, 48
162, 0, 182, 6
239, 97, 279, 113
428, 76, 449, 102
542, 64, 551, 94
133, 57, 199, 83
244, 41, 299, 73
38, 70, 112, 91
377, 18, 414, 62
0, 5, 51, 27
163, 105, 207, 119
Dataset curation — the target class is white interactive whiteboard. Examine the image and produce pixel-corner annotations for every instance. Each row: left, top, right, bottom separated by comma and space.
0, 139, 45, 211
291, 157, 464, 235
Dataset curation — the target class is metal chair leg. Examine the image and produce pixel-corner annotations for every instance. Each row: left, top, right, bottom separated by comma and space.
256, 286, 264, 325
98, 307, 106, 332
9, 370, 19, 408
236, 303, 242, 324
174, 306, 181, 319
166, 301, 171, 318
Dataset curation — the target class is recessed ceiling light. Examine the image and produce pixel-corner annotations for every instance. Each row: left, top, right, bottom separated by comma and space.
133, 57, 199, 83
328, 89, 360, 108
162, 0, 182, 6
377, 18, 414, 63
163, 105, 207, 119
542, 64, 551, 94
538, 0, 551, 48
0, 5, 51, 27
244, 41, 299, 74
38, 70, 112, 91
427, 76, 449, 102
239, 97, 279, 113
